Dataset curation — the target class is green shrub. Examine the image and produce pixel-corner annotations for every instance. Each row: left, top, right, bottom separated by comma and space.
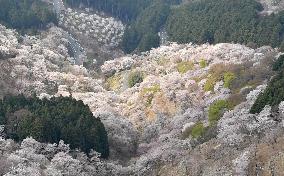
204, 76, 217, 91
191, 122, 205, 138
223, 72, 236, 88
199, 59, 207, 68
177, 61, 194, 74
208, 100, 229, 125
128, 71, 144, 87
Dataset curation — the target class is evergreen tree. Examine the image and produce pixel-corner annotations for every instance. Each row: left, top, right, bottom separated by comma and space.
0, 95, 109, 158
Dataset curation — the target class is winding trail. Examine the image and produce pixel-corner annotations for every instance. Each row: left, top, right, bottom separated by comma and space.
53, 0, 85, 65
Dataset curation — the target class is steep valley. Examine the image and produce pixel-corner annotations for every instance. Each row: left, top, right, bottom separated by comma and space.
1, 0, 284, 175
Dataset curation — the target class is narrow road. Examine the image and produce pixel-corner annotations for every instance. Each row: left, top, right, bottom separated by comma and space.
53, 0, 85, 65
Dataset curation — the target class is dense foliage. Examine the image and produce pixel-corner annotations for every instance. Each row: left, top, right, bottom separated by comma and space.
272, 54, 284, 71
208, 100, 229, 125
65, 0, 180, 22
65, 0, 152, 22
0, 0, 57, 33
0, 94, 109, 158
122, 1, 170, 53
223, 72, 236, 88
166, 0, 284, 50
191, 122, 205, 139
250, 55, 284, 114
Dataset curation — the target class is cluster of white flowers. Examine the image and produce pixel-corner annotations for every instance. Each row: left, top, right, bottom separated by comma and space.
0, 26, 18, 60
59, 8, 124, 48
101, 43, 275, 79
258, 0, 284, 14
101, 56, 135, 76
0, 25, 106, 96
0, 137, 123, 176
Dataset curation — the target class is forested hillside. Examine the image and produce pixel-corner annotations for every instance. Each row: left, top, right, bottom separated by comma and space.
0, 94, 109, 158
0, 0, 57, 33
122, 1, 170, 53
68, 0, 284, 53
167, 0, 284, 50
64, 0, 180, 22
126, 0, 279, 53
65, 0, 152, 22
250, 55, 284, 113
64, 0, 181, 53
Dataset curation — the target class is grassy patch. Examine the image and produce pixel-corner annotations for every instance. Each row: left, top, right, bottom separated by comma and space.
177, 61, 194, 74
204, 75, 218, 91
204, 65, 238, 91
106, 74, 121, 91
142, 84, 161, 94
203, 64, 228, 91
199, 59, 207, 68
208, 100, 229, 125
223, 72, 236, 88
191, 122, 205, 139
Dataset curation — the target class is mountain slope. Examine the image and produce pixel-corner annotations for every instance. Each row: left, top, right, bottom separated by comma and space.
1, 23, 284, 174
3, 0, 284, 175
